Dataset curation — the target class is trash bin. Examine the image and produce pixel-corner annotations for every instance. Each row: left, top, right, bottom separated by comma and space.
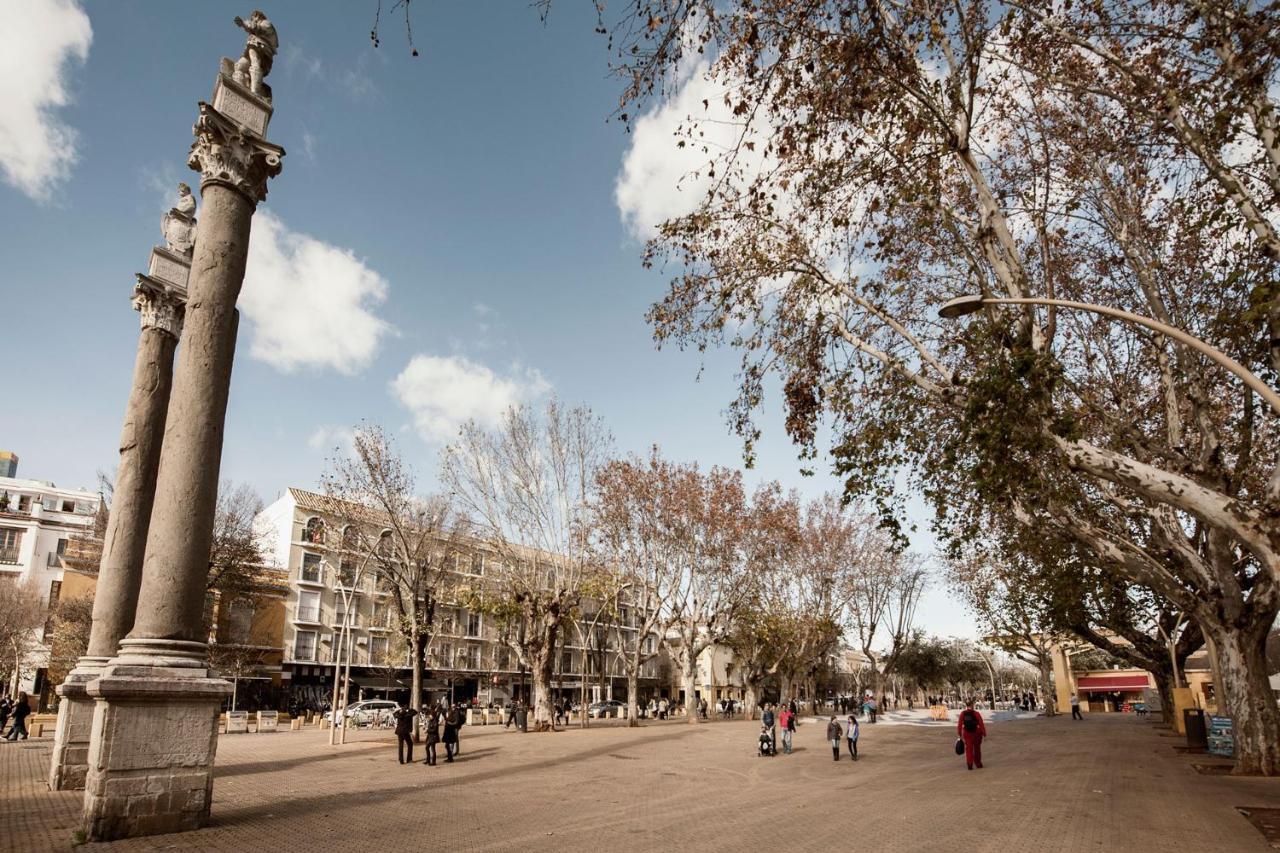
516, 706, 528, 732
1184, 708, 1208, 751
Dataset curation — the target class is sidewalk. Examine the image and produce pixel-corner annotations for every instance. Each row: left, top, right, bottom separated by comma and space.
3, 712, 1275, 851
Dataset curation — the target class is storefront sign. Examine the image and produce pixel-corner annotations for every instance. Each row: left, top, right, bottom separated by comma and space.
1207, 715, 1234, 758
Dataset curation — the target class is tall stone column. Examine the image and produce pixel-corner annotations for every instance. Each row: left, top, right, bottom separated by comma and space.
81, 25, 283, 839
48, 288, 182, 792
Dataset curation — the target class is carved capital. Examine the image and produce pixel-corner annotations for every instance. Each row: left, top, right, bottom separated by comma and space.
132, 286, 184, 339
186, 102, 284, 204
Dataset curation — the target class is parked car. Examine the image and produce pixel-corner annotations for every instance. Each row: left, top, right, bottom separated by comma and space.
324, 699, 399, 726
588, 700, 624, 718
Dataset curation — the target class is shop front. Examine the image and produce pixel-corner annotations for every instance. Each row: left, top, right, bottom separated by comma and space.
1075, 672, 1154, 713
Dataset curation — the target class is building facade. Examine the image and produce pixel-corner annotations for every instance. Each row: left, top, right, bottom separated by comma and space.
256, 488, 661, 711
0, 469, 101, 699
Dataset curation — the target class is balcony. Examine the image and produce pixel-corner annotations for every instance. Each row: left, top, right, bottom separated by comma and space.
333, 613, 362, 629
0, 547, 19, 565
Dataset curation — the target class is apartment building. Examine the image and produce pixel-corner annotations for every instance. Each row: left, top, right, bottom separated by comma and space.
256, 488, 661, 711
0, 460, 101, 697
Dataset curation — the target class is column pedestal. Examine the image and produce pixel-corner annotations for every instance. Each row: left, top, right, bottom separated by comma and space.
82, 641, 230, 841
48, 657, 109, 791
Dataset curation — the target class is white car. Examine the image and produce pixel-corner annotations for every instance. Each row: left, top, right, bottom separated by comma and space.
325, 699, 399, 726
589, 700, 624, 718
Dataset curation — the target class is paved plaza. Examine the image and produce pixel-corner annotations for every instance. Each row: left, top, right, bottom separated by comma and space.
3, 712, 1277, 852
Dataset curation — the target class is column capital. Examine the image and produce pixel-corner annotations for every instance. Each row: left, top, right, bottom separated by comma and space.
186, 101, 284, 205
131, 281, 184, 338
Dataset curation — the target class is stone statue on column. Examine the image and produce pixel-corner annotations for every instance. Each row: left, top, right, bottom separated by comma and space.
160, 183, 197, 257
231, 11, 277, 101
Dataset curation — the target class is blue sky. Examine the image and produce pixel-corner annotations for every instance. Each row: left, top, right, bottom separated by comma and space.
0, 1, 973, 639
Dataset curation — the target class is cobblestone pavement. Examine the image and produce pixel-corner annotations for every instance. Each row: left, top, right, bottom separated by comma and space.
4, 713, 1278, 852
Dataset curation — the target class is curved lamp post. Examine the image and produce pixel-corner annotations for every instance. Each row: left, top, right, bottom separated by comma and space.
938, 294, 1280, 417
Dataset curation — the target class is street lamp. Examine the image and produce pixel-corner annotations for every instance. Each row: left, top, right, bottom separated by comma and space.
937, 294, 1280, 416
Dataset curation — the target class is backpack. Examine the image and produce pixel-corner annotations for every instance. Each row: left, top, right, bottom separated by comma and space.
962, 710, 978, 732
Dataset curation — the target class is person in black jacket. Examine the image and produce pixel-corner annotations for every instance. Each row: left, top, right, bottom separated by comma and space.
5, 692, 31, 741
442, 705, 461, 762
422, 707, 441, 765
393, 704, 418, 764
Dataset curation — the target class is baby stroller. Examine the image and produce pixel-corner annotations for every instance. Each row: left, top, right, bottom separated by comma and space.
758, 726, 776, 757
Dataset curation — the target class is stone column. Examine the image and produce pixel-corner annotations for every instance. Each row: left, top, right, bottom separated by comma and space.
48, 290, 182, 792
81, 70, 282, 840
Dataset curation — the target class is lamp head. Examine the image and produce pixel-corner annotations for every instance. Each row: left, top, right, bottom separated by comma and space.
938, 294, 986, 319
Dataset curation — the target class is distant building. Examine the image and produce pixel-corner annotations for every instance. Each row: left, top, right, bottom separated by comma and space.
256, 487, 661, 711
0, 451, 18, 478
0, 471, 101, 700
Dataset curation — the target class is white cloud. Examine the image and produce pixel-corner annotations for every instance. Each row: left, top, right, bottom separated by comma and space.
390, 355, 551, 443
301, 128, 317, 163
307, 425, 355, 453
0, 0, 92, 201
240, 210, 392, 374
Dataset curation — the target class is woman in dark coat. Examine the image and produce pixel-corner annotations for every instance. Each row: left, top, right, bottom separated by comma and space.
422, 708, 441, 766
442, 705, 460, 762
5, 692, 31, 741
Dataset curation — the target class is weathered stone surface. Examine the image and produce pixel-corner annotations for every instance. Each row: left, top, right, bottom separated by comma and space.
81, 667, 229, 842
48, 675, 96, 791
211, 73, 271, 135
146, 247, 192, 291
85, 326, 178, 661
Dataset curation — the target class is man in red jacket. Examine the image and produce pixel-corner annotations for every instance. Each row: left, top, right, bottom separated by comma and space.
957, 699, 987, 770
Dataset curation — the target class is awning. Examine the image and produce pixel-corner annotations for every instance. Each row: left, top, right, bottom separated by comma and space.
347, 675, 408, 690
1077, 675, 1151, 691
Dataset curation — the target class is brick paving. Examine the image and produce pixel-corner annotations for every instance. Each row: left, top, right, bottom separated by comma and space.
3, 713, 1278, 852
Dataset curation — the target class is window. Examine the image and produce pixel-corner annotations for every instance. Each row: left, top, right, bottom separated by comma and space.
61, 499, 76, 513
17, 495, 30, 512
369, 636, 389, 663
464, 645, 481, 670
371, 601, 389, 629
561, 650, 572, 674
228, 599, 254, 644
499, 647, 511, 670
42, 496, 57, 511
294, 630, 317, 661
337, 558, 357, 587
296, 590, 321, 623
300, 552, 322, 583
436, 642, 452, 668
302, 517, 325, 544
0, 527, 22, 563
470, 553, 485, 575
438, 611, 455, 635
466, 611, 481, 638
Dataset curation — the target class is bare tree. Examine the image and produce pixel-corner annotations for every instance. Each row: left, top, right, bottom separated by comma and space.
323, 424, 467, 730
0, 578, 44, 697
444, 399, 612, 729
655, 463, 747, 724
47, 595, 94, 690
595, 449, 679, 726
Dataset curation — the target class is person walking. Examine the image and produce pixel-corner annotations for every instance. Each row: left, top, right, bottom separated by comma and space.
826, 715, 842, 761
957, 699, 987, 770
0, 697, 11, 735
393, 703, 418, 764
5, 692, 31, 741
762, 703, 776, 754
779, 705, 794, 754
422, 707, 441, 766
845, 715, 859, 760
442, 705, 461, 762
1070, 693, 1083, 720
452, 703, 464, 756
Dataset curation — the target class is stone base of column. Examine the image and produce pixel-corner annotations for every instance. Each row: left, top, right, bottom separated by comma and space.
82, 641, 230, 842
48, 657, 111, 791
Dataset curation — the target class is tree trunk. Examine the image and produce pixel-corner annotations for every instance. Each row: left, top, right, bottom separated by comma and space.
1203, 617, 1280, 775
743, 681, 760, 719
682, 658, 699, 723
327, 625, 347, 745
1152, 670, 1176, 726
410, 633, 423, 741
626, 669, 640, 727
778, 674, 792, 706
530, 633, 557, 728
1037, 658, 1057, 717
